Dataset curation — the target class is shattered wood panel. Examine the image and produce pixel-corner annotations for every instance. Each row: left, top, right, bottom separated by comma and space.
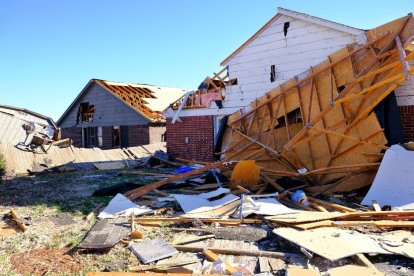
1, 142, 165, 175
221, 14, 414, 193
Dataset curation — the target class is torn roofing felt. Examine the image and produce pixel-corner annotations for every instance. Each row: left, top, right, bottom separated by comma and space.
219, 14, 414, 194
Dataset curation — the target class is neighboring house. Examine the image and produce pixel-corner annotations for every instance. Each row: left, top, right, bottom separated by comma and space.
0, 104, 57, 145
164, 7, 369, 162
58, 79, 186, 149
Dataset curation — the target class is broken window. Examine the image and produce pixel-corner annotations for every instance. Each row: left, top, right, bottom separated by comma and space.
275, 108, 302, 128
270, 65, 276, 82
112, 126, 121, 147
283, 22, 290, 37
226, 78, 238, 86
79, 102, 95, 123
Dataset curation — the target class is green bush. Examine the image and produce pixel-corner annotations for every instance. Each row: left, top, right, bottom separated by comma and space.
0, 152, 6, 179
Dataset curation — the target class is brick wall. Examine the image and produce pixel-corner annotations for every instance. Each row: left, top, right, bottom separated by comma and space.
61, 126, 82, 147
399, 105, 414, 142
127, 125, 150, 146
166, 116, 214, 162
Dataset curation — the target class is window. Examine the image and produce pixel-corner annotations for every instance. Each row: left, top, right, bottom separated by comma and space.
83, 127, 98, 148
270, 65, 276, 82
78, 102, 95, 123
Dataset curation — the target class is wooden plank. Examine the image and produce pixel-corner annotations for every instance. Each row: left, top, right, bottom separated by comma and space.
174, 245, 297, 258
125, 161, 224, 199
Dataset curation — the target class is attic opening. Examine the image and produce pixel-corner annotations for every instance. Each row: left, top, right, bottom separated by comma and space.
78, 102, 95, 123
275, 108, 302, 128
283, 22, 290, 37
270, 65, 276, 82
337, 85, 347, 94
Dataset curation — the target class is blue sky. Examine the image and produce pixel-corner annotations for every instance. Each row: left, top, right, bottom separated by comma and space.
0, 0, 412, 120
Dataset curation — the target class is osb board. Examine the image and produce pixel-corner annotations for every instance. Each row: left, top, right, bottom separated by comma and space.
273, 227, 389, 261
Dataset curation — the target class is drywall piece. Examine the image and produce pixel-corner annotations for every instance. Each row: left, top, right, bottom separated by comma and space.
267, 211, 344, 224
130, 238, 178, 264
78, 218, 130, 249
172, 188, 239, 214
180, 199, 241, 218
273, 227, 389, 261
373, 230, 414, 260
328, 265, 385, 276
93, 161, 128, 170
362, 145, 414, 207
234, 196, 298, 217
98, 193, 152, 219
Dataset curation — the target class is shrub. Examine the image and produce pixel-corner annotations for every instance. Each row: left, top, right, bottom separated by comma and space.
0, 152, 6, 179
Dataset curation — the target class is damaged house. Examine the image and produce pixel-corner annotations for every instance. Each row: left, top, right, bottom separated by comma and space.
164, 7, 414, 162
58, 79, 186, 149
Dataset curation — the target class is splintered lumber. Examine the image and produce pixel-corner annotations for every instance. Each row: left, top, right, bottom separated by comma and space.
174, 245, 298, 258
9, 210, 26, 232
268, 210, 414, 224
220, 14, 414, 193
130, 217, 261, 224
125, 161, 224, 199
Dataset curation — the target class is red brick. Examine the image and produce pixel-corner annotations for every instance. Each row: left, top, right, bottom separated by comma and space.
166, 116, 214, 162
399, 105, 414, 142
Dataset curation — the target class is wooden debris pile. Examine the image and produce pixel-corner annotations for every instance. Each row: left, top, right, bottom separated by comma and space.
75, 151, 414, 275
218, 14, 414, 194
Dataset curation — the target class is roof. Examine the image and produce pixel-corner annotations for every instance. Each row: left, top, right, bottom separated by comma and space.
0, 104, 57, 129
220, 7, 364, 66
57, 79, 187, 125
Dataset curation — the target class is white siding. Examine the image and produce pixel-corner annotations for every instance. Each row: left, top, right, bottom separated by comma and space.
223, 14, 363, 112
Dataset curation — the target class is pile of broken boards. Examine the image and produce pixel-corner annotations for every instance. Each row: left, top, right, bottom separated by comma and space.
80, 156, 414, 275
